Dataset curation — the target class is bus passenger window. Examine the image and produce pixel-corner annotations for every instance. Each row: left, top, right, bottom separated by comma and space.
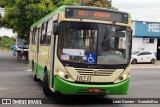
40, 23, 46, 45
32, 27, 37, 45
45, 20, 52, 45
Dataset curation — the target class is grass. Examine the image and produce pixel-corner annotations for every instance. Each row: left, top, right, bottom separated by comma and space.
0, 47, 11, 52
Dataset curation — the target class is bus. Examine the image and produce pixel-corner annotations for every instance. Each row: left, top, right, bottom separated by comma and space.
29, 6, 132, 96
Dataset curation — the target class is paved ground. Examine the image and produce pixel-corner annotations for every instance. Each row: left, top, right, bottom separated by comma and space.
0, 51, 160, 107
131, 61, 160, 68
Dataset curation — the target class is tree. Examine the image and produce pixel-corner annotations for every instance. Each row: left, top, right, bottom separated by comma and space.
80, 0, 116, 9
0, 13, 2, 26
0, 0, 56, 40
52, 0, 79, 7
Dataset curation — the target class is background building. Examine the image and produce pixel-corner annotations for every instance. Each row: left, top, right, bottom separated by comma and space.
132, 21, 160, 60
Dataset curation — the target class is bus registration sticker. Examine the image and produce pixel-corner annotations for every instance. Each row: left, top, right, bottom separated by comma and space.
63, 49, 85, 56
76, 75, 92, 82
61, 55, 70, 60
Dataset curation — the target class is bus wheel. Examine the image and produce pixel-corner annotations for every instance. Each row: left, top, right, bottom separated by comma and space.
43, 71, 53, 97
32, 63, 38, 81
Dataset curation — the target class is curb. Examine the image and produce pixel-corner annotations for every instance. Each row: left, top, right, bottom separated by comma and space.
131, 66, 160, 69
131, 67, 160, 69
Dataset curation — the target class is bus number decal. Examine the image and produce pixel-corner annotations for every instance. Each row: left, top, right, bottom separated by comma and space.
79, 10, 89, 16
76, 75, 92, 82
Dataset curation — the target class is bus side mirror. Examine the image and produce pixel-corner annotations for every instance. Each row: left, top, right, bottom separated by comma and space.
53, 22, 58, 35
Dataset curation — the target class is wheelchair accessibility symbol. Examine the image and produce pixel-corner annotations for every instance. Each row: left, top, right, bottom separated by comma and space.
86, 53, 96, 64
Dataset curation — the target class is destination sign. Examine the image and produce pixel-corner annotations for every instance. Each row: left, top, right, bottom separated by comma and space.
65, 8, 128, 24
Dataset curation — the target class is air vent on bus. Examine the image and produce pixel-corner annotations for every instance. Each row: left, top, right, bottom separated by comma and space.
75, 68, 115, 76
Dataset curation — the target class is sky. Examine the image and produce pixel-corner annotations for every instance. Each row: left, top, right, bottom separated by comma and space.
112, 0, 160, 22
0, 8, 16, 37
0, 28, 16, 37
0, 0, 160, 37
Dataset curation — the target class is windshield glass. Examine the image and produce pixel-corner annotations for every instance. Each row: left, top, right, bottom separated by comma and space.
16, 39, 28, 49
58, 22, 131, 65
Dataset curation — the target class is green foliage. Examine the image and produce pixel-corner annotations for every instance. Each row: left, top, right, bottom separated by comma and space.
59, 0, 79, 6
82, 0, 115, 9
52, 0, 79, 7
0, 36, 16, 49
107, 0, 118, 10
0, 0, 56, 40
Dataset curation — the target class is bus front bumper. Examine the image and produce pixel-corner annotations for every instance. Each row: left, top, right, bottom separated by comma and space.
54, 76, 129, 95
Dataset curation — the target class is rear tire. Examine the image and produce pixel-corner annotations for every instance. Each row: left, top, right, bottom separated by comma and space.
43, 71, 53, 97
150, 59, 155, 64
131, 59, 137, 64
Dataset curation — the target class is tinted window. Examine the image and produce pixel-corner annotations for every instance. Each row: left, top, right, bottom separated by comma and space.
40, 23, 46, 45
32, 27, 37, 45
138, 52, 152, 55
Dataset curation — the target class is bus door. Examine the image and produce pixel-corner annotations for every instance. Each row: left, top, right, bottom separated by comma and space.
50, 14, 58, 89
49, 33, 56, 89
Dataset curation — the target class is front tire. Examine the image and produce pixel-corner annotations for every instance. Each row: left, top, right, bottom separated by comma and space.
150, 59, 155, 64
43, 71, 53, 97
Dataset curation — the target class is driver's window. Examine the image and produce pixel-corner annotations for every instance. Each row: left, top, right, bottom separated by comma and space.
137, 54, 141, 56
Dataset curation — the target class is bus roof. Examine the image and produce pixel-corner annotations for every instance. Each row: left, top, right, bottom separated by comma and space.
31, 6, 131, 28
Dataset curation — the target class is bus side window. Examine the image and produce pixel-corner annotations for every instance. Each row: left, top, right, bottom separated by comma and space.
45, 20, 52, 45
30, 30, 33, 45
40, 23, 47, 45
53, 21, 58, 35
32, 27, 37, 45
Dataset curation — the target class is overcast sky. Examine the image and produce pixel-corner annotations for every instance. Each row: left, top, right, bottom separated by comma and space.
0, 8, 16, 37
112, 0, 160, 22
0, 28, 16, 37
1, 0, 160, 37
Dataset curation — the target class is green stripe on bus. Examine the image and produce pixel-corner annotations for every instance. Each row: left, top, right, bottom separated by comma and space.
54, 76, 129, 95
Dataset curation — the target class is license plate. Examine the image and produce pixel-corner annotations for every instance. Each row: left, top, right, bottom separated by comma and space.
76, 75, 92, 82
88, 88, 101, 93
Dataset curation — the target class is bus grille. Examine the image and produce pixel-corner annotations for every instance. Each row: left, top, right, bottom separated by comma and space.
75, 68, 115, 76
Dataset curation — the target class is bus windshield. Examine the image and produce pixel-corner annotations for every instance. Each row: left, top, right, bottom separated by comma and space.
58, 22, 131, 65
16, 39, 28, 49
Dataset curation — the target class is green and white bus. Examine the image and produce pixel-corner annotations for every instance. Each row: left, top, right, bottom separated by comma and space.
29, 6, 132, 96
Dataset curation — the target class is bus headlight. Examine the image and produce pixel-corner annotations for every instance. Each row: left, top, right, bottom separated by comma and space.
56, 69, 70, 79
119, 73, 129, 81
58, 71, 65, 77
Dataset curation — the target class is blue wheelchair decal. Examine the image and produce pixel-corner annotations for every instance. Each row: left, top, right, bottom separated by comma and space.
86, 53, 96, 64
